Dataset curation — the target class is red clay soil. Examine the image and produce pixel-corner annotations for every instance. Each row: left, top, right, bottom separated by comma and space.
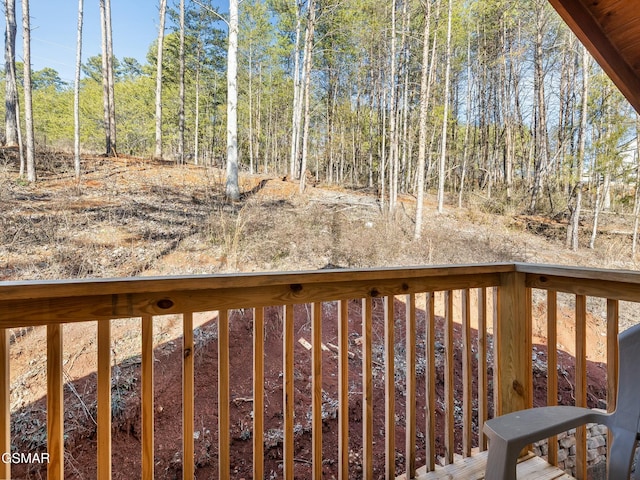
10, 298, 607, 480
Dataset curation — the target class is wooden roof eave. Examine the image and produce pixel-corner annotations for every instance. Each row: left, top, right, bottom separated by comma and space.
549, 0, 640, 114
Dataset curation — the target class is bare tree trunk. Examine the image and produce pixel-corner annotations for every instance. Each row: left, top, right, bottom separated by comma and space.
398, 0, 410, 196
178, 0, 185, 164
21, 0, 35, 182
15, 78, 23, 176
248, 44, 254, 174
603, 173, 611, 210
4, 0, 18, 146
299, 0, 316, 193
226, 0, 240, 201
105, 0, 116, 154
568, 46, 589, 251
380, 78, 386, 209
529, 0, 549, 212
194, 57, 200, 166
154, 0, 167, 160
501, 20, 514, 204
289, 1, 302, 179
458, 33, 472, 209
424, 0, 440, 187
99, 0, 112, 155
74, 0, 84, 178
256, 65, 262, 172
590, 177, 601, 250
387, 0, 398, 212
7, 0, 22, 174
414, 0, 432, 239
633, 116, 640, 256
437, 0, 453, 214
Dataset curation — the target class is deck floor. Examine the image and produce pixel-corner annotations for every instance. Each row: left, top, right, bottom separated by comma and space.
397, 451, 574, 480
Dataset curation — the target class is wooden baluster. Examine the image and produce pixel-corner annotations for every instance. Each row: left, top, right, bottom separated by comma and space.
362, 297, 374, 480
283, 305, 294, 480
253, 308, 265, 480
547, 291, 558, 466
218, 310, 230, 480
492, 287, 499, 419
444, 290, 454, 465
97, 320, 112, 480
385, 296, 396, 478
141, 316, 154, 480
606, 299, 619, 469
183, 313, 194, 480
338, 300, 349, 480
477, 287, 488, 452
575, 295, 587, 480
525, 287, 533, 410
47, 324, 64, 480
425, 292, 436, 472
311, 303, 322, 479
405, 294, 416, 478
462, 289, 472, 458
0, 329, 9, 480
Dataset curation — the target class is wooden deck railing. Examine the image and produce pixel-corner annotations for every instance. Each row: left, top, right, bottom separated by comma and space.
0, 262, 636, 480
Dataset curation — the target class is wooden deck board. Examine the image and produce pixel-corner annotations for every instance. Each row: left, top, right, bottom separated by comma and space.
396, 451, 573, 480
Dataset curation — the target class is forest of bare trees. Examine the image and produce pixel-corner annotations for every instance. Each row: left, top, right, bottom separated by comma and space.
3, 0, 640, 247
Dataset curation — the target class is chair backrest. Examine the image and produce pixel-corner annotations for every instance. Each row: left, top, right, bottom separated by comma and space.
611, 322, 640, 431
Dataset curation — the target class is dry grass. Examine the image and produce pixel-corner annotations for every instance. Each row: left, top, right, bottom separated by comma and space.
2, 147, 640, 282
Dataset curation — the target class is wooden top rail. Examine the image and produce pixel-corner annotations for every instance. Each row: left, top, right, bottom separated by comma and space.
0, 264, 511, 328
514, 263, 640, 284
0, 263, 515, 301
4, 262, 640, 302
515, 263, 640, 301
4, 262, 640, 327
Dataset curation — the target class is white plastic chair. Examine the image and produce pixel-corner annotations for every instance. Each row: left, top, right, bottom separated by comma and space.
483, 322, 640, 479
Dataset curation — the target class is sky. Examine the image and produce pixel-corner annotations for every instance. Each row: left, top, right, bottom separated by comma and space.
15, 0, 227, 84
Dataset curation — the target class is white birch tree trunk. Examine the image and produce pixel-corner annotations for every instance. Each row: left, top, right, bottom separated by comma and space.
105, 0, 116, 153
437, 0, 453, 214
569, 46, 589, 251
289, 1, 303, 179
226, 0, 240, 200
74, 0, 84, 178
299, 0, 316, 193
154, 0, 167, 160
414, 0, 432, 239
22, 0, 35, 182
178, 0, 185, 164
387, 0, 398, 213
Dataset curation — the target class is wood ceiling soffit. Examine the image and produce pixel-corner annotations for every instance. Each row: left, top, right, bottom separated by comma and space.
548, 0, 640, 114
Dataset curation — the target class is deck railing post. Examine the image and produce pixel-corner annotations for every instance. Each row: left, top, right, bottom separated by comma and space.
496, 272, 531, 417
0, 329, 9, 480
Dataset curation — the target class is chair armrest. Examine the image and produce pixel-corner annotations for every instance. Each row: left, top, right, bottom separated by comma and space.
483, 406, 608, 480
484, 406, 606, 446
